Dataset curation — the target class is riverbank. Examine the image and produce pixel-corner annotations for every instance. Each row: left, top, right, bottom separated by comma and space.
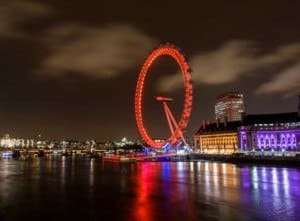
189, 153, 300, 167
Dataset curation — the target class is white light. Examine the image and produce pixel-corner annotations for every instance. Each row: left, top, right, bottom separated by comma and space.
177, 150, 185, 155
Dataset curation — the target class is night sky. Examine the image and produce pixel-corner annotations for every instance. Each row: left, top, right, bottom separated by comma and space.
0, 0, 299, 141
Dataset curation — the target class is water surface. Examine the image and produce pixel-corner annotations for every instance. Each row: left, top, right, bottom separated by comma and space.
0, 157, 299, 221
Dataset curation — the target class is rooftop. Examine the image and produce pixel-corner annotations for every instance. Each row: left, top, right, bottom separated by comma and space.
195, 112, 300, 135
196, 121, 242, 134
243, 112, 299, 125
216, 91, 243, 100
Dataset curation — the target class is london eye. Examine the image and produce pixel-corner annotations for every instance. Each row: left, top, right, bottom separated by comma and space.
134, 44, 193, 149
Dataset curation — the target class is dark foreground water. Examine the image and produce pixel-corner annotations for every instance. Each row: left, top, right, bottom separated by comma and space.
0, 157, 300, 221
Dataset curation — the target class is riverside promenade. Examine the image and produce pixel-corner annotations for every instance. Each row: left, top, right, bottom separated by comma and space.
190, 153, 300, 167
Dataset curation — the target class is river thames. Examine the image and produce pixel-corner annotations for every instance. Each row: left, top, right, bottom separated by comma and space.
0, 157, 299, 221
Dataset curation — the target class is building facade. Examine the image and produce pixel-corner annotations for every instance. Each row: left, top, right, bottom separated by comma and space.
194, 121, 241, 154
238, 113, 300, 151
194, 114, 300, 154
215, 92, 245, 122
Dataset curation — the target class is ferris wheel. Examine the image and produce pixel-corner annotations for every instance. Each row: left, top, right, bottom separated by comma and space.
134, 44, 193, 149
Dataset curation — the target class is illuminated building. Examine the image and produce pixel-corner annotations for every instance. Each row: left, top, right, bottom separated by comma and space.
195, 95, 300, 153
215, 92, 245, 122
194, 120, 241, 154
0, 134, 35, 149
115, 137, 134, 147
0, 134, 14, 148
239, 112, 300, 151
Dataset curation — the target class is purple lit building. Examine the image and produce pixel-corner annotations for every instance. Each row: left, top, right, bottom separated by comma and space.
238, 112, 300, 151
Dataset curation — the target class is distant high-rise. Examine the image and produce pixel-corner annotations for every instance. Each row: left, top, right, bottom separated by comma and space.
215, 92, 245, 122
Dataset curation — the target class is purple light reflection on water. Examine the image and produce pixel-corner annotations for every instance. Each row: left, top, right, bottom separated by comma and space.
240, 166, 300, 220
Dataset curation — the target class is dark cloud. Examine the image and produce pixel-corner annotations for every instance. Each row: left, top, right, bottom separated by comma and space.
256, 63, 300, 96
35, 23, 157, 78
157, 40, 300, 97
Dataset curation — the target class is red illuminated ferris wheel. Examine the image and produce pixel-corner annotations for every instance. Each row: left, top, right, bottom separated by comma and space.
134, 44, 193, 149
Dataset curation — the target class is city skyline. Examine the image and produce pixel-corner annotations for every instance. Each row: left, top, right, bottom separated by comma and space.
0, 0, 300, 140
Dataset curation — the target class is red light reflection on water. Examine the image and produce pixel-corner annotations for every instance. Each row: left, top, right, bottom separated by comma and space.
129, 162, 198, 221
132, 163, 154, 221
